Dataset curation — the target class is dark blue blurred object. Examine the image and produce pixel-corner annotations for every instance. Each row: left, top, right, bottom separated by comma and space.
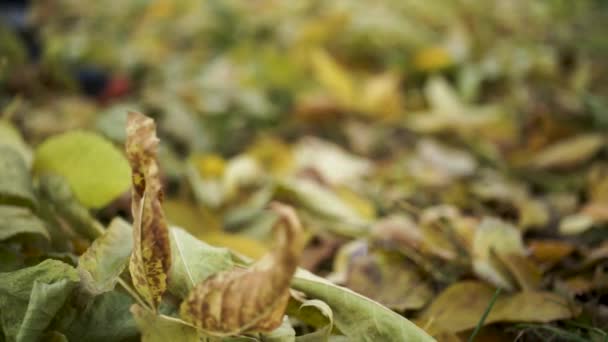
76, 67, 110, 96
1, 0, 111, 97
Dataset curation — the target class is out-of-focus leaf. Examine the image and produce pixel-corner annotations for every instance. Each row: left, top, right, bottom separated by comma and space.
180, 203, 305, 336
0, 120, 32, 168
405, 76, 502, 136
277, 179, 368, 236
472, 217, 526, 290
294, 137, 371, 186
414, 46, 453, 72
408, 139, 477, 187
496, 253, 542, 291
0, 259, 78, 342
131, 304, 198, 342
37, 174, 105, 241
34, 130, 131, 208
294, 299, 333, 342
418, 281, 578, 335
202, 232, 269, 260
517, 198, 550, 230
0, 206, 49, 242
61, 290, 138, 342
359, 72, 404, 120
291, 269, 434, 342
0, 145, 36, 208
528, 240, 575, 266
125, 112, 172, 311
529, 134, 605, 170
168, 227, 234, 299
345, 251, 433, 311
78, 217, 133, 295
559, 214, 595, 235
311, 49, 356, 109
248, 136, 294, 177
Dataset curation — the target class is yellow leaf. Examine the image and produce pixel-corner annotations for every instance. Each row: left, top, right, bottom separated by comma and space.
180, 202, 305, 336
358, 72, 404, 120
311, 49, 356, 108
193, 154, 225, 179
414, 46, 453, 72
418, 281, 578, 335
126, 112, 171, 311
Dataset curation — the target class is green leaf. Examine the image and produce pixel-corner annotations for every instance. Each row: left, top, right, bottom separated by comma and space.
291, 269, 435, 342
78, 217, 133, 295
37, 175, 105, 241
168, 227, 234, 299
0, 206, 49, 242
0, 145, 35, 208
34, 131, 131, 208
295, 300, 333, 342
61, 290, 138, 342
16, 279, 78, 342
0, 259, 79, 342
0, 120, 32, 168
131, 304, 198, 342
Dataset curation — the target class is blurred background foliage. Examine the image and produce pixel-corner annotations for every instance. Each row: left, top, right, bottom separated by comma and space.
1, 0, 608, 340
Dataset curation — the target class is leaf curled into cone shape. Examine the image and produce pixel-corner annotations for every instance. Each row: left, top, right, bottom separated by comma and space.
180, 202, 305, 336
125, 111, 171, 311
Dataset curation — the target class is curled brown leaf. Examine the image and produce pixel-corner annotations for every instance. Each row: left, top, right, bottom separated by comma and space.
180, 202, 305, 336
126, 111, 171, 311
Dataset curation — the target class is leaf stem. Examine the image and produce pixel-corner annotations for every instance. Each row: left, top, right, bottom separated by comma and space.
117, 277, 153, 312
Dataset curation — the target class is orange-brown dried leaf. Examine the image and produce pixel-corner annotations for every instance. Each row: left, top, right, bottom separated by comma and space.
180, 202, 305, 336
126, 111, 171, 310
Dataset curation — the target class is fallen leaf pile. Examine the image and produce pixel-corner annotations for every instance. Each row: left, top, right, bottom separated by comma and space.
1, 1, 607, 341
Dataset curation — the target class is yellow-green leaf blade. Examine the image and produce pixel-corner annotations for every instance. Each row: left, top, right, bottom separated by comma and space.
34, 131, 131, 208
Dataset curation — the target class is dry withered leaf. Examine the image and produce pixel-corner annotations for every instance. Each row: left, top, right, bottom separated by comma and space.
418, 281, 579, 335
125, 111, 171, 310
179, 202, 305, 336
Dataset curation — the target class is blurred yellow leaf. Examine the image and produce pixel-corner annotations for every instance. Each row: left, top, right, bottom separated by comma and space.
311, 49, 356, 109
418, 281, 578, 335
193, 154, 225, 179
414, 46, 453, 72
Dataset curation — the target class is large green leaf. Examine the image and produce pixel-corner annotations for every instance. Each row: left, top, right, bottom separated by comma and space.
168, 227, 234, 298
61, 290, 138, 342
131, 304, 199, 342
0, 121, 32, 168
0, 206, 49, 242
16, 279, 78, 342
0, 145, 35, 208
78, 217, 133, 295
291, 269, 435, 342
0, 259, 79, 342
34, 131, 131, 208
